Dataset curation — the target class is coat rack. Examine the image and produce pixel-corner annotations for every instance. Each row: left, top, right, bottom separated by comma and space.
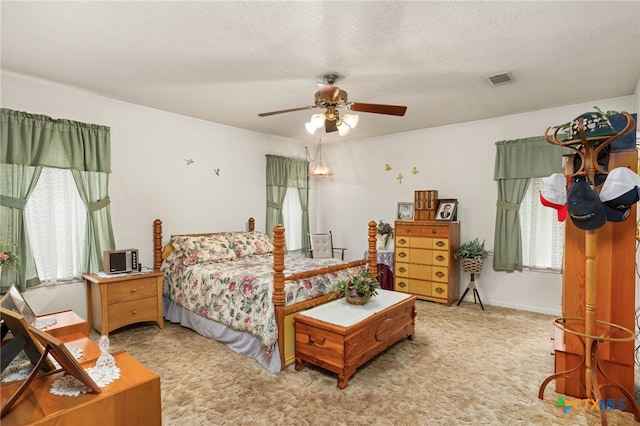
537, 111, 639, 425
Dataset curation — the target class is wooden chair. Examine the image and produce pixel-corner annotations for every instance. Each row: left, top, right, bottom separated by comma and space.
308, 232, 346, 260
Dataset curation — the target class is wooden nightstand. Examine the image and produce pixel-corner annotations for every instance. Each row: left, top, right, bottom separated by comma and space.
83, 271, 164, 335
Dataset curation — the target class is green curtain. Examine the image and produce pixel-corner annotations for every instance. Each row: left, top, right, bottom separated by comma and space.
265, 155, 310, 249
0, 108, 113, 289
493, 136, 566, 271
0, 164, 42, 291
72, 170, 115, 273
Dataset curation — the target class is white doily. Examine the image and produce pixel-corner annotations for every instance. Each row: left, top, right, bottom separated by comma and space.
33, 317, 57, 329
0, 344, 84, 383
49, 364, 120, 395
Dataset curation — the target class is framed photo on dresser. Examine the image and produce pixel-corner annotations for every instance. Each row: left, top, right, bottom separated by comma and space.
435, 199, 457, 221
397, 202, 414, 220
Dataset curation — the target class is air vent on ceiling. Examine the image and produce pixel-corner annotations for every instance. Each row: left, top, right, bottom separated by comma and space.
487, 72, 513, 86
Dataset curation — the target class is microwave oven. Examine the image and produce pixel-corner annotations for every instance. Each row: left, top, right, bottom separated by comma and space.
103, 249, 139, 274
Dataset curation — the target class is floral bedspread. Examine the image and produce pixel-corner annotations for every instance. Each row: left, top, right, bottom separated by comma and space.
161, 254, 365, 357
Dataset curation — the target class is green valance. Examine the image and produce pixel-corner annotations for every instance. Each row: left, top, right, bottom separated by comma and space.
1, 108, 111, 173
494, 136, 567, 180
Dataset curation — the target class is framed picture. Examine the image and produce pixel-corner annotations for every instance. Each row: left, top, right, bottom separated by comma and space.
435, 199, 458, 221
0, 284, 37, 325
0, 307, 55, 373
397, 202, 414, 220
28, 325, 101, 394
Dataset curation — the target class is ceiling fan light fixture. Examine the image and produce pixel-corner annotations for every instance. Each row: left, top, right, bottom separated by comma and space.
336, 121, 351, 136
311, 113, 326, 128
305, 121, 318, 134
342, 114, 359, 129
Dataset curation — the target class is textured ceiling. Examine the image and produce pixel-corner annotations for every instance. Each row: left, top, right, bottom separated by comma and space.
2, 1, 639, 143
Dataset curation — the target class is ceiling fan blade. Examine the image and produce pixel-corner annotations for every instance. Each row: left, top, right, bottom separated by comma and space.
325, 119, 338, 133
258, 106, 314, 117
348, 103, 407, 116
317, 83, 340, 101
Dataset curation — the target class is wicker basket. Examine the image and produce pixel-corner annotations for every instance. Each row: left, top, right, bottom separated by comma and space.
461, 258, 483, 274
345, 294, 371, 305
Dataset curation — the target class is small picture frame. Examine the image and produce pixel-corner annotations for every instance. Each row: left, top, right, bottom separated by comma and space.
435, 199, 458, 221
397, 202, 414, 220
1, 284, 37, 325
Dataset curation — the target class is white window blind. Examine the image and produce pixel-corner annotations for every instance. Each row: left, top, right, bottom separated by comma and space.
520, 177, 565, 271
25, 167, 87, 284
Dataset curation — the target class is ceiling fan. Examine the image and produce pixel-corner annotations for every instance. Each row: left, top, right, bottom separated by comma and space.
258, 73, 407, 135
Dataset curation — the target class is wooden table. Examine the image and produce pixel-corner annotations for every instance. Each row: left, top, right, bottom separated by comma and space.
294, 289, 416, 388
0, 350, 161, 426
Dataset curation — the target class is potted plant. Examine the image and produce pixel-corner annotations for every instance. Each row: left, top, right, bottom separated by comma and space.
335, 269, 380, 305
376, 220, 393, 250
453, 238, 489, 274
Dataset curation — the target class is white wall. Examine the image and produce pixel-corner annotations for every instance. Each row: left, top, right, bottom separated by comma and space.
1, 70, 637, 318
315, 96, 635, 315
2, 71, 301, 319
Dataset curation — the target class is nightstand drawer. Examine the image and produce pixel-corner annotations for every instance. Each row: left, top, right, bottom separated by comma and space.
108, 297, 159, 332
108, 277, 159, 304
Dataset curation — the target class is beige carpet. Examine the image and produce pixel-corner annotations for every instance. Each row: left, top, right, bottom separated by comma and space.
104, 300, 639, 425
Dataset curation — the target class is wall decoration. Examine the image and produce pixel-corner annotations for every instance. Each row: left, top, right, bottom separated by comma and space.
213, 168, 220, 176
411, 167, 419, 174
435, 199, 458, 221
397, 202, 414, 220
396, 173, 403, 184
385, 164, 392, 171
185, 159, 194, 166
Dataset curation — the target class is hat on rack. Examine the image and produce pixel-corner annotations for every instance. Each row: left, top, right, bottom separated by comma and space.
567, 176, 606, 230
562, 110, 617, 143
540, 173, 567, 222
599, 167, 640, 222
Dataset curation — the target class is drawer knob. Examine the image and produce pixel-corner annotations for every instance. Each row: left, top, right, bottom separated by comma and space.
436, 255, 445, 262
398, 252, 407, 258
431, 229, 436, 234
435, 287, 445, 294
131, 288, 137, 293
397, 281, 407, 288
399, 267, 407, 273
405, 228, 411, 233
435, 271, 445, 278
399, 238, 407, 244
132, 309, 137, 314
435, 241, 445, 247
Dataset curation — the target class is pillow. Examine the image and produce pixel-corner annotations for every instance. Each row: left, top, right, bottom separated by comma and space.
230, 231, 274, 258
170, 234, 236, 263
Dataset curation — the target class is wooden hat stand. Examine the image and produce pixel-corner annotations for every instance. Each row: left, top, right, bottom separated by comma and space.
537, 111, 640, 425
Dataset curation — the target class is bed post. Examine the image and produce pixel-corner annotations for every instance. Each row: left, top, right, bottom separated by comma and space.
368, 220, 377, 279
248, 217, 255, 232
272, 225, 286, 370
153, 219, 163, 272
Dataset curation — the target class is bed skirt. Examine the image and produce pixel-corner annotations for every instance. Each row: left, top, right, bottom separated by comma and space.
162, 296, 281, 374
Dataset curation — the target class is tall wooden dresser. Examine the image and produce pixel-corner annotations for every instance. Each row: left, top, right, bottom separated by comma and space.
554, 147, 637, 410
393, 220, 460, 305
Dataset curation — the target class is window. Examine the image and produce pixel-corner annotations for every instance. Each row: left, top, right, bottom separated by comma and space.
519, 177, 565, 271
24, 167, 87, 284
281, 187, 302, 251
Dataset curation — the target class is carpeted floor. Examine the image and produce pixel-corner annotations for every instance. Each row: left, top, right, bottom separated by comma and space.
104, 300, 639, 425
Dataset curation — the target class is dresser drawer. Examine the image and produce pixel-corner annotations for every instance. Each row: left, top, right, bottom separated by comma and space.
432, 266, 449, 283
431, 250, 449, 267
395, 248, 410, 262
108, 277, 158, 304
395, 262, 410, 277
395, 223, 420, 237
420, 225, 450, 238
108, 297, 159, 332
431, 282, 449, 299
408, 279, 432, 298
410, 263, 432, 279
